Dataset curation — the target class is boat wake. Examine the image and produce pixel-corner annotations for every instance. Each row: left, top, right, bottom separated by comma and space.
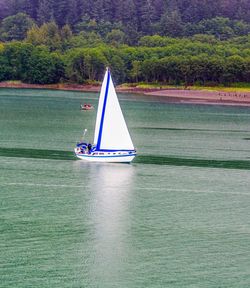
0, 147, 249, 170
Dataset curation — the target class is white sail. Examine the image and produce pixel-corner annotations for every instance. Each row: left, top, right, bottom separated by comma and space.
93, 69, 134, 151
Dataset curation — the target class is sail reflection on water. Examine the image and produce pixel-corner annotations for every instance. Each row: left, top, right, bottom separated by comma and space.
89, 164, 135, 285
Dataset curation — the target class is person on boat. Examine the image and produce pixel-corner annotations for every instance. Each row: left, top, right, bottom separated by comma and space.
87, 143, 92, 154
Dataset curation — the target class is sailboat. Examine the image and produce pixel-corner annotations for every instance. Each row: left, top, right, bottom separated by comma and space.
74, 68, 136, 163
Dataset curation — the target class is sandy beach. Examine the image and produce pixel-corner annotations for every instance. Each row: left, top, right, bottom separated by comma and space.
145, 89, 250, 107
1, 81, 250, 107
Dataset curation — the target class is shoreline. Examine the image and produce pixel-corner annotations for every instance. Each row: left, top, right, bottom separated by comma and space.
145, 89, 250, 107
1, 82, 250, 107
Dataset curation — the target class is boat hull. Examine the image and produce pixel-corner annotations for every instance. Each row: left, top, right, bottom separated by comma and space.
75, 150, 136, 163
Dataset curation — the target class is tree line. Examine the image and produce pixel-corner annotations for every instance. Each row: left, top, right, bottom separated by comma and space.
0, 0, 249, 86
1, 33, 250, 85
0, 0, 250, 42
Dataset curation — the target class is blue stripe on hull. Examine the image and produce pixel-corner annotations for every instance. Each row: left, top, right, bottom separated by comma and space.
75, 153, 136, 158
98, 149, 135, 152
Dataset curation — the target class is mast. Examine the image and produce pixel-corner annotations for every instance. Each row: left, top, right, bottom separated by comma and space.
96, 68, 110, 150
93, 68, 109, 148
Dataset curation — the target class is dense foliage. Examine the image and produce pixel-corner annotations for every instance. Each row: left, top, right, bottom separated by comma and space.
0, 34, 250, 85
0, 0, 249, 85
0, 0, 250, 42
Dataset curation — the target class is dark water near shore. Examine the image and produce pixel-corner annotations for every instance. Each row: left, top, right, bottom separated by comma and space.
1, 88, 250, 287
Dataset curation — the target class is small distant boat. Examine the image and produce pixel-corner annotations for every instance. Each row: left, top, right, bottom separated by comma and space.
81, 103, 94, 110
74, 68, 136, 163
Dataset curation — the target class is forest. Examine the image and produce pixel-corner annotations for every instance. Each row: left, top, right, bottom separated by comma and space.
0, 0, 250, 85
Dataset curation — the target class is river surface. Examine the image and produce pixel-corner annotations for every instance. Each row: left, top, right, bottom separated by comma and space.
0, 88, 250, 287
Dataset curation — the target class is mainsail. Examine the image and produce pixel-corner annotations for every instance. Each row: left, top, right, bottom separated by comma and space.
93, 68, 134, 151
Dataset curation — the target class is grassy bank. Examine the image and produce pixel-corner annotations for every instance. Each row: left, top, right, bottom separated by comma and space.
1, 81, 250, 94
119, 82, 250, 93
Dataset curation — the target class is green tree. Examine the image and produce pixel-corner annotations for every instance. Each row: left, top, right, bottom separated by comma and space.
243, 58, 250, 82
67, 0, 79, 26
109, 54, 126, 83
65, 48, 107, 83
53, 0, 71, 27
37, 0, 54, 24
140, 58, 160, 82
26, 22, 62, 51
0, 53, 13, 81
130, 60, 142, 82
106, 29, 125, 46
26, 24, 41, 45
61, 24, 73, 51
2, 42, 34, 80
24, 0, 39, 20
0, 13, 34, 41
139, 35, 177, 47
69, 31, 104, 49
134, 0, 154, 34
159, 10, 184, 37
157, 56, 182, 83
199, 17, 235, 40
191, 34, 218, 44
25, 48, 65, 84
223, 55, 245, 83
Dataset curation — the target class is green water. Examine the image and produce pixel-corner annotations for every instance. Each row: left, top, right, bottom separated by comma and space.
1, 88, 250, 287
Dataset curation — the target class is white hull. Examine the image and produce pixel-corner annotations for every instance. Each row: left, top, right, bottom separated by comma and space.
75, 150, 136, 163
